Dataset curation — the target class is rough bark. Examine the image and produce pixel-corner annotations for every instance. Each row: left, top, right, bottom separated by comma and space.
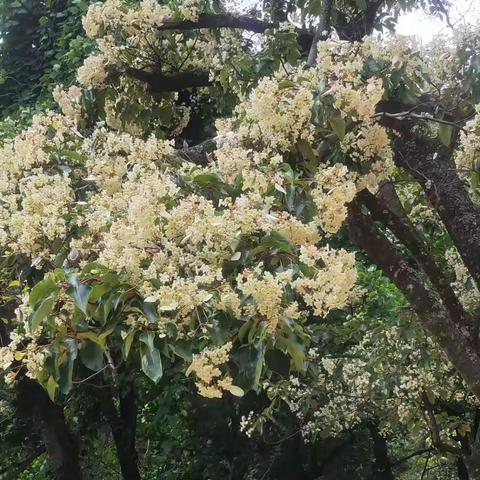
2, 302, 82, 480
359, 187, 472, 329
393, 138, 480, 288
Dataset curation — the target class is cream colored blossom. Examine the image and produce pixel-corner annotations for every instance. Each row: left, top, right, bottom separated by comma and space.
77, 54, 108, 88
186, 342, 242, 398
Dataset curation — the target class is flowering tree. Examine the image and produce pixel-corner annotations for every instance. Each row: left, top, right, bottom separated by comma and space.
1, 0, 480, 478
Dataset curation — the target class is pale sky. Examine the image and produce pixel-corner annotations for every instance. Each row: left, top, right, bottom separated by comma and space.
397, 0, 480, 42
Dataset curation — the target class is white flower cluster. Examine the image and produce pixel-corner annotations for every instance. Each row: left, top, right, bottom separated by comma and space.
186, 342, 243, 398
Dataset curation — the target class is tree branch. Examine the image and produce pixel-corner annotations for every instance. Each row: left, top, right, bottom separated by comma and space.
158, 13, 275, 33
393, 138, 480, 288
347, 199, 480, 400
422, 392, 463, 456
307, 0, 334, 66
358, 185, 472, 330
391, 448, 433, 467
125, 68, 212, 92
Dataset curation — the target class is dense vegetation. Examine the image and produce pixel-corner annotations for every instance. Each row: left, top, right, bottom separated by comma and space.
0, 0, 480, 479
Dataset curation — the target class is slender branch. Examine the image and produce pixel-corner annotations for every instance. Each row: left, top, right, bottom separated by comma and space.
373, 110, 466, 131
391, 448, 433, 467
422, 392, 463, 456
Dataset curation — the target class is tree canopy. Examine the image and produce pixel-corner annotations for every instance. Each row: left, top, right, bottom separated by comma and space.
1, 0, 480, 479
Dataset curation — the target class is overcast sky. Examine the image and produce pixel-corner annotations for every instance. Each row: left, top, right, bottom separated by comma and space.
397, 0, 480, 42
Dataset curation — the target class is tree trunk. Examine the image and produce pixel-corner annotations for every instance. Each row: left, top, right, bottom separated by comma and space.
458, 457, 470, 480
104, 387, 142, 480
16, 378, 82, 480
368, 423, 394, 480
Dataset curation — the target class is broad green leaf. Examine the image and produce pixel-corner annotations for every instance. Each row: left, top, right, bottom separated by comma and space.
438, 123, 452, 146
123, 330, 135, 359
277, 80, 295, 90
142, 301, 159, 323
77, 331, 104, 346
67, 281, 91, 315
46, 375, 58, 401
141, 344, 163, 383
29, 277, 58, 307
139, 331, 163, 382
297, 139, 316, 161
79, 339, 104, 371
193, 173, 223, 187
30, 293, 57, 332
329, 116, 346, 140
58, 339, 78, 395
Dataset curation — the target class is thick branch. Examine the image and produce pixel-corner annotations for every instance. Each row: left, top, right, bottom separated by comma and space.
347, 200, 480, 400
359, 186, 471, 329
307, 0, 334, 66
394, 138, 480, 288
125, 68, 212, 92
158, 13, 275, 33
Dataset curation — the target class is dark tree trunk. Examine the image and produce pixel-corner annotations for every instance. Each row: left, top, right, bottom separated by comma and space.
16, 378, 82, 480
368, 423, 394, 480
104, 388, 142, 480
458, 457, 470, 480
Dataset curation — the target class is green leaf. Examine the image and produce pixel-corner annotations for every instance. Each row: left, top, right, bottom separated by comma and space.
277, 80, 295, 90
439, 123, 452, 146
140, 331, 163, 383
77, 331, 104, 346
46, 376, 58, 402
261, 231, 293, 254
193, 173, 223, 188
472, 172, 480, 191
142, 301, 159, 324
141, 345, 163, 383
79, 339, 104, 371
123, 330, 135, 359
29, 277, 59, 307
58, 339, 77, 395
228, 385, 245, 397
67, 277, 91, 315
329, 116, 346, 140
297, 139, 316, 161
355, 0, 367, 10
30, 293, 57, 332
